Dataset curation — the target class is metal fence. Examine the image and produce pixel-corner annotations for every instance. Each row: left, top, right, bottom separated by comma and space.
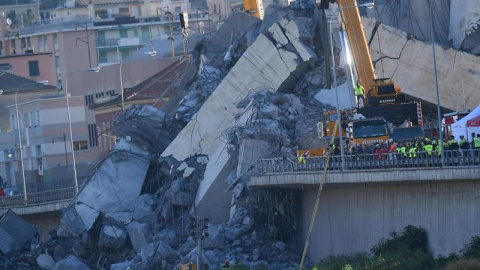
0, 187, 77, 208
0, 177, 87, 208
256, 149, 480, 174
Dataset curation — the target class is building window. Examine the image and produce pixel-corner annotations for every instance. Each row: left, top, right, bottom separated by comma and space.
119, 7, 129, 14
28, 60, 40, 76
214, 5, 217, 14
88, 124, 98, 147
21, 38, 26, 48
95, 92, 105, 98
119, 29, 128, 38
35, 145, 42, 157
57, 79, 62, 90
85, 94, 94, 105
106, 90, 115, 96
56, 56, 61, 68
0, 63, 12, 72
73, 141, 88, 151
53, 33, 58, 45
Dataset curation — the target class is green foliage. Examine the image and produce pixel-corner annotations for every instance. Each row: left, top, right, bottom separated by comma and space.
311, 225, 434, 270
444, 258, 480, 270
311, 253, 370, 270
435, 253, 460, 269
461, 236, 480, 259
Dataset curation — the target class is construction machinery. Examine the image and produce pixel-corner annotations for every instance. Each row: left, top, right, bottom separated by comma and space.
243, 0, 264, 20
335, 0, 423, 127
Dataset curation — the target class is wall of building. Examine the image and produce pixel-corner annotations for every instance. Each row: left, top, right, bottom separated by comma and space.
0, 53, 55, 83
302, 181, 480, 262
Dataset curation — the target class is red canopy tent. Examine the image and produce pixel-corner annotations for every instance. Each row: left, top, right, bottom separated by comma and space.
467, 115, 480, 127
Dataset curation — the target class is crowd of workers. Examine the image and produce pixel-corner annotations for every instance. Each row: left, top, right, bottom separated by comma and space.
331, 133, 480, 163
297, 133, 480, 167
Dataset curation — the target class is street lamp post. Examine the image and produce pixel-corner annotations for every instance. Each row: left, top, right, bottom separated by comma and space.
430, 2, 445, 167
14, 80, 49, 204
65, 67, 100, 193
157, 7, 174, 57
119, 51, 157, 113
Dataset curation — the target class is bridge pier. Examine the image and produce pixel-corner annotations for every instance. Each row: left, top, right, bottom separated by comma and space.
251, 166, 480, 261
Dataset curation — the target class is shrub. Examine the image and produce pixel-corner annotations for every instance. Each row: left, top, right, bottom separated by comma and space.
444, 258, 480, 270
461, 236, 480, 259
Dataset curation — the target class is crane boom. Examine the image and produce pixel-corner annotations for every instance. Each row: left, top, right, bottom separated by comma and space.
337, 0, 376, 93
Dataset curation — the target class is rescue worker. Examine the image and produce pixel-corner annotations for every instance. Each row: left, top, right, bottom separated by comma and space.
297, 151, 308, 165
423, 139, 433, 157
459, 135, 469, 157
354, 81, 365, 107
474, 134, 480, 157
222, 259, 231, 269
447, 136, 459, 157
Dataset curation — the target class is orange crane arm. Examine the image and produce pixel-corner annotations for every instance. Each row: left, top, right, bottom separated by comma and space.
336, 0, 376, 96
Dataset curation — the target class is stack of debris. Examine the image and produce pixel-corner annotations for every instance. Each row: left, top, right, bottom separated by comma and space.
0, 2, 335, 269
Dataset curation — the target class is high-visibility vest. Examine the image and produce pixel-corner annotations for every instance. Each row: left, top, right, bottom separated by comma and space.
354, 85, 364, 96
435, 145, 442, 156
409, 147, 417, 158
400, 146, 407, 156
448, 139, 459, 149
423, 144, 433, 155
475, 138, 480, 148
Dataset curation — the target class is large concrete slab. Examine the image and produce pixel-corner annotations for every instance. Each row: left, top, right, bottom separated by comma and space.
362, 17, 480, 111
76, 149, 149, 213
163, 20, 315, 161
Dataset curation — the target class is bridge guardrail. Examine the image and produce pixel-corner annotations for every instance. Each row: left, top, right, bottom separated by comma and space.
0, 187, 77, 208
256, 149, 480, 174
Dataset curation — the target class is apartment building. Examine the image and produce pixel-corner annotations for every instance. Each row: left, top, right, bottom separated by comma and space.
0, 1, 199, 191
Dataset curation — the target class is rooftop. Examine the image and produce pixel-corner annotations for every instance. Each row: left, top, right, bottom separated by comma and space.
0, 71, 58, 94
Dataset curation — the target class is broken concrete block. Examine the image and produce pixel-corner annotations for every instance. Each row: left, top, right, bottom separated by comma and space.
0, 209, 38, 255
76, 152, 150, 213
58, 208, 86, 237
171, 192, 191, 206
170, 178, 186, 194
99, 225, 128, 249
237, 139, 272, 177
54, 255, 90, 270
0, 228, 19, 257
211, 12, 260, 48
197, 156, 209, 164
202, 224, 226, 249
259, 104, 280, 119
268, 23, 289, 47
284, 20, 316, 62
75, 203, 100, 232
140, 241, 175, 262
233, 183, 245, 199
36, 253, 55, 269
132, 194, 159, 223
177, 162, 188, 171
105, 212, 133, 225
110, 260, 133, 270
153, 230, 179, 248
195, 143, 236, 224
126, 221, 152, 253
183, 167, 195, 178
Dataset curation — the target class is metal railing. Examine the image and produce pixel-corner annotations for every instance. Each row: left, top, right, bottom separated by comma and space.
0, 177, 86, 208
0, 187, 77, 208
256, 149, 480, 175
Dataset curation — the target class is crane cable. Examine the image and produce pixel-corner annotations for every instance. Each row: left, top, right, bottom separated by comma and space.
299, 120, 339, 270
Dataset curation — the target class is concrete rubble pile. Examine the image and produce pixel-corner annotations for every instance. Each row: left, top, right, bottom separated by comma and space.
0, 2, 352, 270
